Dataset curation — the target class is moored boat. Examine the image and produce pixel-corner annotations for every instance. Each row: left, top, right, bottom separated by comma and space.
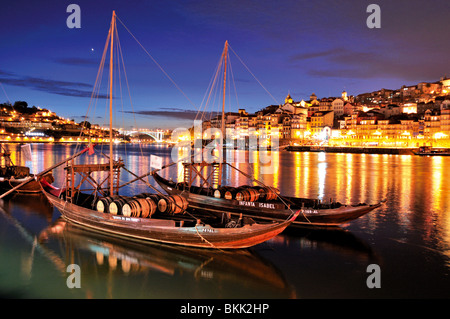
153, 170, 381, 227
414, 146, 450, 156
0, 147, 50, 195
40, 178, 298, 249
153, 41, 383, 227
34, 11, 297, 249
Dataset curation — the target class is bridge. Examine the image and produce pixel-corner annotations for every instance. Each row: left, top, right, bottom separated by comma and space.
120, 129, 165, 142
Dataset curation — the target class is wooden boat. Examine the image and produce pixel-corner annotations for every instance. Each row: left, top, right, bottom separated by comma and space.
32, 12, 297, 249
414, 146, 450, 156
0, 176, 41, 194
153, 171, 381, 227
153, 41, 383, 227
40, 179, 298, 249
0, 146, 48, 194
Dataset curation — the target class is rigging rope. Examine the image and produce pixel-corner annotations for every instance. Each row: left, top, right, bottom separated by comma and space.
228, 44, 279, 105
116, 16, 197, 110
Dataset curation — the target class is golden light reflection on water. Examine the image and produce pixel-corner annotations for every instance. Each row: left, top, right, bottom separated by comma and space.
294, 151, 302, 196
317, 152, 327, 200
345, 153, 353, 202
429, 156, 450, 262
431, 156, 443, 212
4, 143, 449, 265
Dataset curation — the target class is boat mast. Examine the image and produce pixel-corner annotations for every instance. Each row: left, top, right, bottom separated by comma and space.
218, 40, 228, 187
109, 11, 115, 196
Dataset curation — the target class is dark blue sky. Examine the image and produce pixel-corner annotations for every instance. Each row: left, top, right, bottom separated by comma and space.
1, 0, 449, 129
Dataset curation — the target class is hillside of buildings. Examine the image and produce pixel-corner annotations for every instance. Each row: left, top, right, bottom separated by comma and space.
2, 76, 450, 147
0, 101, 113, 143
201, 77, 450, 148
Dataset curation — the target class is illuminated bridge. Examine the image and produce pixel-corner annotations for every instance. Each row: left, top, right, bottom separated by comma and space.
120, 129, 165, 142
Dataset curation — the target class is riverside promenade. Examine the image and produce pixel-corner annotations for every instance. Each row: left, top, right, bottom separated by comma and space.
286, 145, 418, 155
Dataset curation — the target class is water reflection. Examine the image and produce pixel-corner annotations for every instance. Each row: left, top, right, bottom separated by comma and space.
38, 219, 295, 298
277, 227, 378, 263
1, 143, 450, 297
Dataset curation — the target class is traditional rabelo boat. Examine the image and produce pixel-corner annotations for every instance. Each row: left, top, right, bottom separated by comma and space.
31, 12, 297, 249
153, 41, 383, 227
414, 146, 450, 156
0, 145, 48, 195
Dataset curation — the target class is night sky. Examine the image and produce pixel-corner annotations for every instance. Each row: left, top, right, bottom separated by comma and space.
1, 0, 449, 129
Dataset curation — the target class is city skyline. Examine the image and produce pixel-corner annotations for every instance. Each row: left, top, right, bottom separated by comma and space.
1, 0, 449, 129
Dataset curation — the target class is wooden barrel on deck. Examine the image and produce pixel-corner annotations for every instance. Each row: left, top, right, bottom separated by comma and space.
224, 187, 249, 200
224, 187, 238, 200
255, 186, 279, 200
145, 194, 163, 212
96, 196, 114, 213
157, 195, 188, 214
121, 199, 140, 217
144, 197, 157, 217
235, 188, 260, 202
109, 196, 129, 215
135, 198, 151, 217
213, 186, 233, 199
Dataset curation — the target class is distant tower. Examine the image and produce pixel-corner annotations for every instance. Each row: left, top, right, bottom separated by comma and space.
285, 93, 293, 104
310, 93, 317, 101
342, 90, 348, 101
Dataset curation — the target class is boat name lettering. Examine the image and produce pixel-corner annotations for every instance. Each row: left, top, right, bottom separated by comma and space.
112, 216, 140, 222
238, 201, 275, 209
302, 209, 319, 214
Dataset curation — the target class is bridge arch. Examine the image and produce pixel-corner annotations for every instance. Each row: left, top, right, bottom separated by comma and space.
121, 130, 164, 142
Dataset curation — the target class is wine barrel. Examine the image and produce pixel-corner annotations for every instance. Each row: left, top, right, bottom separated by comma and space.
109, 196, 129, 215
214, 186, 233, 199
224, 187, 249, 200
157, 195, 188, 214
145, 194, 163, 212
235, 188, 260, 202
96, 196, 114, 213
135, 198, 150, 218
122, 199, 139, 217
144, 197, 158, 217
256, 186, 279, 200
224, 187, 238, 200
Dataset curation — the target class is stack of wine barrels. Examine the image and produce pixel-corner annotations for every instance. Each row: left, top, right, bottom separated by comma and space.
254, 186, 279, 200
122, 197, 155, 218
213, 186, 233, 199
108, 196, 129, 215
224, 187, 242, 200
235, 188, 260, 202
96, 196, 114, 213
157, 195, 188, 214
131, 193, 160, 218
95, 193, 165, 218
212, 185, 280, 201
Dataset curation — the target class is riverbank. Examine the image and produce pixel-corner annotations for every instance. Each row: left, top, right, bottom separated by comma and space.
286, 145, 417, 155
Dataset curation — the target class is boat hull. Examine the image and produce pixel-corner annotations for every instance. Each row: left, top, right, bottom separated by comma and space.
415, 152, 450, 156
41, 188, 296, 249
0, 177, 41, 194
153, 173, 381, 227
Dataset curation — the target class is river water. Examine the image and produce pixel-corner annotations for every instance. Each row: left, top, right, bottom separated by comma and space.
0, 143, 449, 299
